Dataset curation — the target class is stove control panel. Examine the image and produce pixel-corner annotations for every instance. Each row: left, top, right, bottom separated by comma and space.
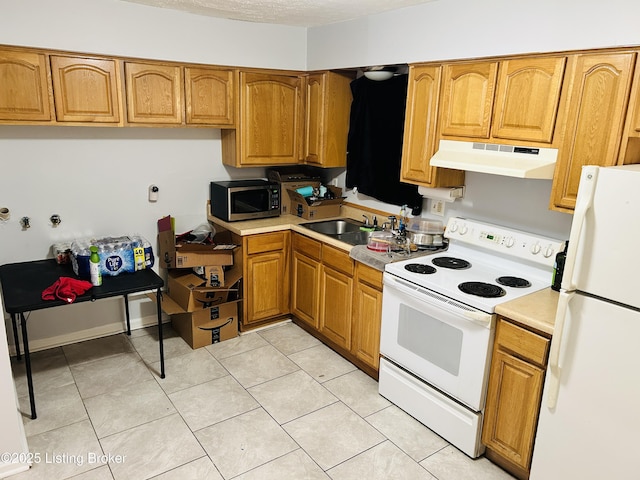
445, 217, 565, 267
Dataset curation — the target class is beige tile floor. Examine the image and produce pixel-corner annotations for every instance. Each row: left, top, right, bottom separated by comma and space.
10, 321, 515, 480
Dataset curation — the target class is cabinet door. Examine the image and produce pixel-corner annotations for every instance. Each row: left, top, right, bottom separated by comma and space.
238, 71, 303, 165
351, 265, 383, 370
0, 49, 52, 121
244, 231, 290, 326
185, 67, 235, 126
291, 251, 321, 328
492, 57, 566, 143
482, 349, 544, 472
401, 64, 442, 185
551, 52, 635, 211
319, 265, 353, 350
483, 318, 550, 478
304, 71, 352, 167
304, 73, 325, 165
245, 251, 288, 324
124, 62, 183, 124
440, 61, 498, 138
50, 55, 121, 123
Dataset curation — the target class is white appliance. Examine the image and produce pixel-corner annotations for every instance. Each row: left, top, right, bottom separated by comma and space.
0, 295, 30, 478
430, 140, 559, 179
530, 164, 640, 479
380, 217, 563, 457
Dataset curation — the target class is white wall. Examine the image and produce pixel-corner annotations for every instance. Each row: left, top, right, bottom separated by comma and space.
0, 0, 306, 352
2, 0, 637, 349
0, 296, 29, 478
306, 0, 640, 241
307, 0, 640, 70
0, 0, 307, 69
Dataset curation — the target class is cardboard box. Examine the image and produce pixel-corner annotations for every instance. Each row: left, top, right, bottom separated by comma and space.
266, 169, 326, 215
192, 265, 226, 287
157, 216, 239, 269
279, 181, 321, 215
288, 185, 344, 220
166, 267, 241, 313
171, 300, 240, 349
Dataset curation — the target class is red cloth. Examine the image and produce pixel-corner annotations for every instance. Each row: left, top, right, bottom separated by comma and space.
42, 277, 93, 303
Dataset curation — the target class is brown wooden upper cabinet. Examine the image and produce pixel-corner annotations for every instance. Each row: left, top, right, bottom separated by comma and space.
551, 52, 635, 212
401, 64, 465, 187
222, 71, 303, 166
0, 49, 53, 122
184, 66, 235, 126
124, 61, 183, 124
50, 55, 122, 123
492, 57, 566, 143
440, 61, 499, 138
440, 57, 566, 144
304, 71, 353, 167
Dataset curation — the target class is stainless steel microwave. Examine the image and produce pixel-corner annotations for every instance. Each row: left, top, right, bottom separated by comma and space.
210, 180, 280, 222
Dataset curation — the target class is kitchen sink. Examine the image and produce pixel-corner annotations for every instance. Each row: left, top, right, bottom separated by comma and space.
300, 218, 374, 245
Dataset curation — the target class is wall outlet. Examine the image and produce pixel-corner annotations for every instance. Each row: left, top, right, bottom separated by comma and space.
430, 199, 445, 217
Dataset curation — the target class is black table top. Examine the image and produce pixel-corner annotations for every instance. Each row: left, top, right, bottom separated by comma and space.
0, 259, 164, 314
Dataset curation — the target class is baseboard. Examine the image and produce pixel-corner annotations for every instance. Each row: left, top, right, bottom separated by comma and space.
7, 313, 170, 356
0, 462, 30, 478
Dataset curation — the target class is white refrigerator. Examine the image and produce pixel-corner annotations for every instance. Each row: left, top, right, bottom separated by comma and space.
530, 164, 640, 479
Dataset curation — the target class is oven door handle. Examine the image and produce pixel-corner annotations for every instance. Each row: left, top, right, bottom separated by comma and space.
384, 274, 494, 329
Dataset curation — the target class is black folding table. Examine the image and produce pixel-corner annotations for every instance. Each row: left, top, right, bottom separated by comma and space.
0, 259, 165, 419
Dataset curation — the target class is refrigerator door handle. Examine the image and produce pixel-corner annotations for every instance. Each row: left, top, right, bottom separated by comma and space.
561, 166, 598, 291
547, 290, 574, 409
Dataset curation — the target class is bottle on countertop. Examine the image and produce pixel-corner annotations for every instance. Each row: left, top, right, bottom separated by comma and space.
551, 241, 568, 291
89, 245, 102, 287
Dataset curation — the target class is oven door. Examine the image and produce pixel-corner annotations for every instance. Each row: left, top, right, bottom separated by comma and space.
380, 272, 495, 411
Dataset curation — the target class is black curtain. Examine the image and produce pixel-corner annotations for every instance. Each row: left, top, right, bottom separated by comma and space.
346, 74, 422, 213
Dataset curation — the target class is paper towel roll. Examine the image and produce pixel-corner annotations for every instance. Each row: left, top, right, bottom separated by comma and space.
417, 186, 464, 203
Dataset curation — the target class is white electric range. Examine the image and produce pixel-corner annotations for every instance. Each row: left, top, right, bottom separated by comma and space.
379, 217, 564, 458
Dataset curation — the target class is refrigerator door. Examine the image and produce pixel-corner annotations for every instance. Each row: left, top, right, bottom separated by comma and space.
530, 293, 640, 480
563, 164, 640, 309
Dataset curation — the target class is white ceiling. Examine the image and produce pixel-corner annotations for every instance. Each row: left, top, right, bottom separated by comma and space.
119, 0, 437, 27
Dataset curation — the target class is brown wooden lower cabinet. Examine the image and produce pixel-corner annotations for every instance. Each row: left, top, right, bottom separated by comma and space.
318, 244, 354, 350
291, 233, 322, 329
482, 317, 551, 479
290, 232, 383, 377
351, 263, 383, 370
242, 231, 290, 329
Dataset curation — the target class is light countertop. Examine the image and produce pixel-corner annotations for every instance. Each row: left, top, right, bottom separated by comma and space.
207, 208, 559, 334
206, 206, 438, 271
495, 287, 559, 335
207, 213, 359, 251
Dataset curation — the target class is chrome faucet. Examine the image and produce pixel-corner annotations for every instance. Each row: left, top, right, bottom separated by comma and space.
362, 214, 371, 226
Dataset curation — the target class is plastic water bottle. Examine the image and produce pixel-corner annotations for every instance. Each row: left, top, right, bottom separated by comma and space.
89, 246, 102, 286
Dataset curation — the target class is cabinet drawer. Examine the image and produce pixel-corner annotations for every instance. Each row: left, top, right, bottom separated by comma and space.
246, 232, 287, 255
293, 233, 322, 261
496, 318, 550, 367
322, 244, 353, 276
356, 263, 383, 290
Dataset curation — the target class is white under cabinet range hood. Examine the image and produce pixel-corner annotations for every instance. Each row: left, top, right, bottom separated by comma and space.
430, 140, 558, 179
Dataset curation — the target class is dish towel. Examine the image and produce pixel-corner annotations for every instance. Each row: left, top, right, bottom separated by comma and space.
42, 277, 93, 303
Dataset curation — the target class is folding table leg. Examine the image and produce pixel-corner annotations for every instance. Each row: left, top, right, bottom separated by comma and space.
124, 294, 131, 335
156, 288, 165, 379
20, 313, 36, 419
11, 313, 21, 360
